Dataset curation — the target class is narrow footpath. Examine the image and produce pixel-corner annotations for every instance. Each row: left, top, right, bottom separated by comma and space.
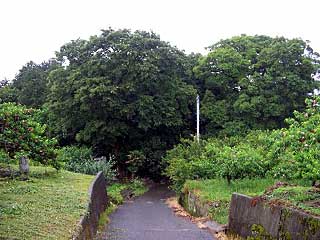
100, 184, 214, 240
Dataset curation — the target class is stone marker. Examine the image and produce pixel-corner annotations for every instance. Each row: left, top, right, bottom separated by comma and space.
19, 156, 29, 180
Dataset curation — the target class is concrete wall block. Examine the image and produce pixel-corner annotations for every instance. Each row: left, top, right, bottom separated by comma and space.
279, 208, 320, 240
73, 171, 108, 240
228, 193, 320, 240
228, 193, 281, 238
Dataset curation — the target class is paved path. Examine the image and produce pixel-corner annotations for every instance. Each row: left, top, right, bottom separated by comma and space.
100, 184, 214, 240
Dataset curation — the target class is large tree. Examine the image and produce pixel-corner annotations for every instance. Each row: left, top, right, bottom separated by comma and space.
47, 29, 196, 177
12, 60, 59, 107
0, 79, 17, 104
194, 35, 320, 135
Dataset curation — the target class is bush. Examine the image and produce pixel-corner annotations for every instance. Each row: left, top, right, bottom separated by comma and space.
126, 150, 146, 176
215, 143, 266, 183
56, 146, 92, 164
0, 149, 10, 164
266, 97, 320, 183
164, 97, 320, 191
57, 146, 116, 181
164, 139, 218, 192
0, 103, 58, 168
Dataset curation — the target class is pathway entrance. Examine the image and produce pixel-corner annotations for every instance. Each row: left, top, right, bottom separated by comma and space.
100, 184, 214, 240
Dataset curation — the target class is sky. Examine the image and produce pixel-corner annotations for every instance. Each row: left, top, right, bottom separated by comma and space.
1, 0, 319, 80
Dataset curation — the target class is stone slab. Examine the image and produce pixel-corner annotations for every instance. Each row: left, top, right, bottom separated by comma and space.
228, 193, 281, 239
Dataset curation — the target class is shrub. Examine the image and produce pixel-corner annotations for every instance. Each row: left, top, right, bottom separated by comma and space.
165, 97, 320, 191
266, 97, 320, 183
0, 149, 10, 164
0, 103, 58, 168
215, 143, 267, 183
126, 150, 146, 176
56, 146, 92, 165
57, 146, 116, 181
164, 139, 218, 191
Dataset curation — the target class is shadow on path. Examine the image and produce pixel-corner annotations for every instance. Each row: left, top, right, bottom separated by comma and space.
99, 184, 214, 240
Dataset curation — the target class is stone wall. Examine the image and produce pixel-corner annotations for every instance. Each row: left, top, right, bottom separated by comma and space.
228, 193, 320, 240
73, 171, 108, 240
180, 191, 211, 217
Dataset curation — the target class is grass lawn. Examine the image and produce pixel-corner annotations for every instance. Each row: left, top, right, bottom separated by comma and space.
0, 164, 94, 240
182, 178, 311, 224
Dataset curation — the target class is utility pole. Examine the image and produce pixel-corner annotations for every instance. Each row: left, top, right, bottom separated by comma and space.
196, 95, 200, 143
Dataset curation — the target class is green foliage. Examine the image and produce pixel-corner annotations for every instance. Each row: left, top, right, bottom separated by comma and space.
12, 60, 59, 107
195, 35, 319, 135
0, 103, 58, 168
267, 97, 320, 182
0, 84, 17, 103
56, 146, 92, 164
130, 178, 148, 196
57, 146, 116, 181
215, 143, 266, 183
164, 133, 272, 191
165, 97, 320, 191
0, 149, 10, 163
4, 32, 320, 179
107, 179, 148, 205
46, 28, 196, 177
126, 150, 146, 175
107, 183, 128, 205
163, 139, 218, 191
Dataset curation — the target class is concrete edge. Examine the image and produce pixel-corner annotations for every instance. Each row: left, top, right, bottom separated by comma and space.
72, 171, 108, 240
228, 192, 320, 240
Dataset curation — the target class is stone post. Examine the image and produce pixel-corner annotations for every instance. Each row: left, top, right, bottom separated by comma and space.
19, 156, 29, 180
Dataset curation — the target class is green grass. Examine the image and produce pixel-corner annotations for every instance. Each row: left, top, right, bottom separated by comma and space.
182, 178, 311, 224
107, 179, 148, 205
0, 164, 94, 240
107, 183, 128, 204
264, 185, 320, 216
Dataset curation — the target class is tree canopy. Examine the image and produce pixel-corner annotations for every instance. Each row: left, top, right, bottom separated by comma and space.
1, 31, 319, 178
12, 60, 59, 107
46, 29, 196, 176
195, 35, 320, 135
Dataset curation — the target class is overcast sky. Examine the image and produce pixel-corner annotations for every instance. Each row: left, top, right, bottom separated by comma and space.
1, 0, 319, 80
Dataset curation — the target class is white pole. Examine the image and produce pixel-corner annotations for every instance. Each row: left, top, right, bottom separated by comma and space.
196, 95, 200, 143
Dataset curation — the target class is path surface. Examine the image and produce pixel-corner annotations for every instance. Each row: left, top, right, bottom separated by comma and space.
100, 184, 214, 240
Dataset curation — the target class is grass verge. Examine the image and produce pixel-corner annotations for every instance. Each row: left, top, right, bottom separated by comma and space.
0, 164, 94, 240
264, 184, 320, 216
96, 179, 148, 236
182, 178, 310, 224
107, 179, 148, 205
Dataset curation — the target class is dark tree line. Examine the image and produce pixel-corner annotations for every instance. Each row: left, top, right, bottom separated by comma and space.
1, 29, 319, 178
